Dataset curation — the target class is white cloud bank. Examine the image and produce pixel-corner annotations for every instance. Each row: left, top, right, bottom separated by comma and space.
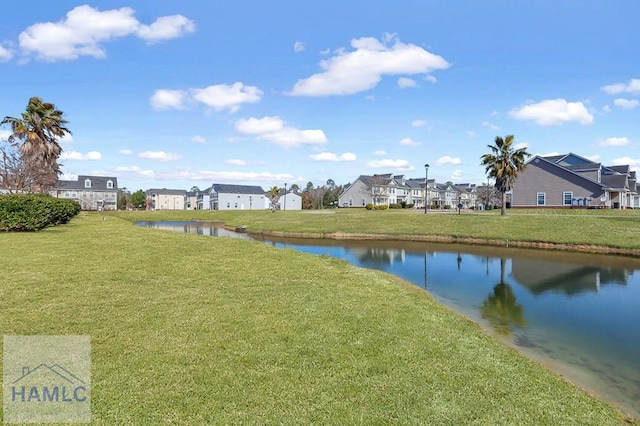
436, 156, 462, 166
289, 34, 450, 96
235, 116, 327, 148
150, 82, 262, 113
509, 99, 593, 126
599, 137, 630, 147
308, 152, 356, 162
613, 98, 639, 110
60, 150, 102, 161
601, 78, 640, 95
17, 5, 195, 62
137, 150, 182, 162
366, 159, 414, 172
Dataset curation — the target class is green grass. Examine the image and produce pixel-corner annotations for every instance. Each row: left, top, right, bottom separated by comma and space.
113, 208, 640, 252
0, 213, 636, 424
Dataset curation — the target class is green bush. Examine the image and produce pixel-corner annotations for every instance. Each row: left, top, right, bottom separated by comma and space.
365, 203, 374, 210
0, 194, 81, 231
443, 205, 452, 209
376, 204, 388, 210
405, 203, 415, 209
389, 203, 402, 209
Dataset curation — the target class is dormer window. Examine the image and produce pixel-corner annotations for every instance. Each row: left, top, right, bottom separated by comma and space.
106, 180, 113, 189
84, 179, 92, 188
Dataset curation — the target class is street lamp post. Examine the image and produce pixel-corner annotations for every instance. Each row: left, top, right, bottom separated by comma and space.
424, 164, 430, 214
284, 183, 287, 211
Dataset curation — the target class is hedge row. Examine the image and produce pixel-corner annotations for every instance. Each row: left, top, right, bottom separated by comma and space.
0, 194, 81, 231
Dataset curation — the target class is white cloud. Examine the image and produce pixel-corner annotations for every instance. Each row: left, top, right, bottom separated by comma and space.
539, 151, 561, 157
58, 134, 73, 144
366, 159, 414, 171
289, 34, 450, 96
60, 150, 102, 161
114, 166, 142, 172
514, 142, 529, 150
0, 43, 13, 62
466, 131, 477, 138
137, 15, 196, 43
119, 149, 133, 155
509, 99, 594, 126
613, 98, 639, 110
373, 150, 387, 156
599, 137, 629, 147
308, 152, 356, 162
482, 121, 499, 130
436, 155, 462, 166
585, 154, 601, 162
602, 105, 612, 113
192, 135, 207, 144
450, 169, 463, 182
411, 119, 429, 128
399, 137, 420, 146
138, 169, 296, 184
601, 78, 640, 95
424, 75, 437, 83
138, 150, 181, 162
397, 77, 418, 88
150, 89, 188, 110
225, 159, 248, 166
17, 5, 195, 62
293, 41, 306, 52
235, 116, 327, 148
191, 82, 262, 113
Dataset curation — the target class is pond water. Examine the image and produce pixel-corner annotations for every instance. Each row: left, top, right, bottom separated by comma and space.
136, 221, 640, 419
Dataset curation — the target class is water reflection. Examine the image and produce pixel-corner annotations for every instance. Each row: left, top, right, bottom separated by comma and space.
135, 221, 640, 419
481, 258, 527, 337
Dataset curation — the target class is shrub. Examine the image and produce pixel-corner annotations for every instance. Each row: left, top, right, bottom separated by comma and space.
443, 205, 452, 209
405, 203, 415, 209
0, 194, 81, 231
389, 203, 402, 209
365, 203, 374, 210
377, 204, 388, 210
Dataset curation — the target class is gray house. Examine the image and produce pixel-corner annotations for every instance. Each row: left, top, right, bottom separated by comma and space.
51, 175, 118, 210
512, 153, 638, 208
146, 188, 186, 210
208, 184, 266, 210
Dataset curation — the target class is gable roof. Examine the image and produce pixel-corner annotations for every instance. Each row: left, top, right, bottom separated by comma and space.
147, 188, 185, 195
211, 183, 265, 194
56, 175, 117, 191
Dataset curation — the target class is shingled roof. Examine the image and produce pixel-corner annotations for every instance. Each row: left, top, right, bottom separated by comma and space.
211, 184, 265, 194
56, 175, 117, 191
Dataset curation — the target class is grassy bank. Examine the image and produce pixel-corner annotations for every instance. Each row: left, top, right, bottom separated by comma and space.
112, 208, 640, 253
0, 213, 635, 424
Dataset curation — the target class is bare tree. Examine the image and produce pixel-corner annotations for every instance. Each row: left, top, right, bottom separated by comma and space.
366, 175, 389, 206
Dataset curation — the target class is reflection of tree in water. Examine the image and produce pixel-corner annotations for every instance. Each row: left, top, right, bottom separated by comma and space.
481, 258, 527, 337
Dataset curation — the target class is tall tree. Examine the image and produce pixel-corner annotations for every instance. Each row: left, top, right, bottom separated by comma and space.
290, 183, 300, 193
131, 190, 146, 209
190, 186, 200, 192
480, 135, 530, 216
1, 97, 71, 192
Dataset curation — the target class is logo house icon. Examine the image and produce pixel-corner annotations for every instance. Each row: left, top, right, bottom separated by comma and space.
11, 363, 88, 404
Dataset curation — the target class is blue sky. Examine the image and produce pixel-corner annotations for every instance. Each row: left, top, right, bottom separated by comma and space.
1, 1, 638, 191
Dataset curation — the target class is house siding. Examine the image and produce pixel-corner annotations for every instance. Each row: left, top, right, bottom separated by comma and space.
512, 160, 605, 207
339, 180, 371, 207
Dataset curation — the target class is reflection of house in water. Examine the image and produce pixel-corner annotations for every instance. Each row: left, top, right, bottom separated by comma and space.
348, 248, 406, 266
510, 258, 631, 295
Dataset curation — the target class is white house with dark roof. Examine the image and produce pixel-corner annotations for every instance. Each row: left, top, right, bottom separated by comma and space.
207, 184, 266, 210
512, 153, 638, 208
51, 175, 118, 210
146, 188, 186, 210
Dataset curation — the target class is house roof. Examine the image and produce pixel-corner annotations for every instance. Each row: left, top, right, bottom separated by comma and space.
147, 188, 185, 195
601, 174, 628, 190
56, 175, 117, 191
211, 183, 265, 194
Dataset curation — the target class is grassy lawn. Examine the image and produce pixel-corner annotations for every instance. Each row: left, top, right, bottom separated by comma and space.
0, 213, 636, 424
113, 208, 640, 252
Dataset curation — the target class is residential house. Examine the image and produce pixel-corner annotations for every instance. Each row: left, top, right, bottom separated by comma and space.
146, 188, 186, 210
511, 153, 637, 208
273, 190, 302, 210
51, 175, 118, 210
208, 184, 266, 210
196, 187, 211, 210
339, 174, 439, 208
184, 191, 198, 210
453, 183, 479, 209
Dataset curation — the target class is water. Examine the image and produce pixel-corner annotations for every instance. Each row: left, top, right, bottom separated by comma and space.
137, 221, 640, 418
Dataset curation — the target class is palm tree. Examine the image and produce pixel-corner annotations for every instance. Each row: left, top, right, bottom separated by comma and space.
481, 258, 527, 338
2, 97, 71, 191
268, 186, 280, 212
480, 135, 530, 216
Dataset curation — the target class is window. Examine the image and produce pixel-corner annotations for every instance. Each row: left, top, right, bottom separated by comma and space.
84, 179, 91, 188
106, 180, 113, 189
563, 191, 573, 206
227, 203, 230, 208
234, 203, 238, 208
537, 192, 546, 206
